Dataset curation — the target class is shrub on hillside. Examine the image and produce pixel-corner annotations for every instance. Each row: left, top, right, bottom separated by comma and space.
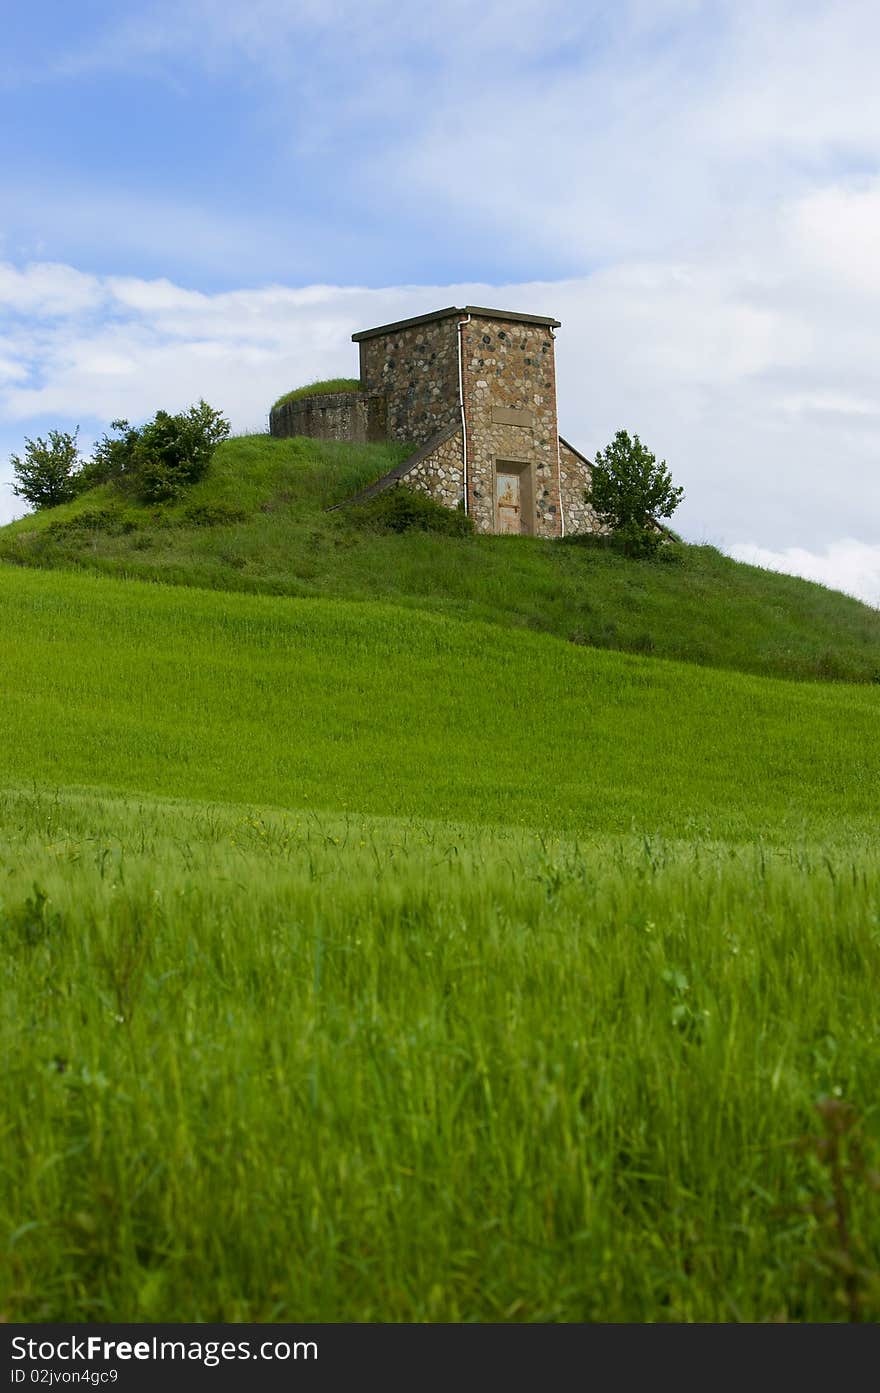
350, 487, 473, 537
46, 508, 138, 539
586, 429, 684, 558
10, 429, 82, 510
84, 401, 230, 503
182, 501, 248, 527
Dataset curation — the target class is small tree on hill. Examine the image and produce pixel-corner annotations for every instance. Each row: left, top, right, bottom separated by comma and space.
10, 428, 82, 510
586, 429, 684, 557
83, 400, 230, 502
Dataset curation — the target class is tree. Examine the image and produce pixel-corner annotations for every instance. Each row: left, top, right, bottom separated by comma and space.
79, 418, 141, 492
83, 400, 230, 503
133, 400, 230, 502
10, 428, 82, 510
585, 429, 684, 557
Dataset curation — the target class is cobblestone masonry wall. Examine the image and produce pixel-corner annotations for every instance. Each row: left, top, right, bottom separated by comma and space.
461, 315, 561, 537
358, 315, 461, 446
559, 438, 604, 536
401, 427, 465, 508
277, 307, 609, 539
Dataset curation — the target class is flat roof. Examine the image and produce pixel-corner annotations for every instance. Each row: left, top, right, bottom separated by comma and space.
352, 305, 561, 342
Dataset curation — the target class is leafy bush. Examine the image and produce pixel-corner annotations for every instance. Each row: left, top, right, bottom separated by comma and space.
85, 401, 230, 503
10, 429, 82, 510
46, 508, 139, 539
586, 429, 684, 558
350, 486, 473, 537
78, 420, 140, 492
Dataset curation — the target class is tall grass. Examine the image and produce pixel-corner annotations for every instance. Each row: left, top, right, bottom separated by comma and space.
2, 786, 879, 1322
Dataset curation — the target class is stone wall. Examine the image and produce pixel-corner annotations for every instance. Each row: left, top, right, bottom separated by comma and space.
270, 390, 387, 443
401, 426, 465, 509
460, 314, 561, 538
357, 313, 461, 446
559, 437, 604, 536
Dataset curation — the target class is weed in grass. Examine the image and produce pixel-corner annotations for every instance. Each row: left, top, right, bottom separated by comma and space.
793, 1098, 880, 1322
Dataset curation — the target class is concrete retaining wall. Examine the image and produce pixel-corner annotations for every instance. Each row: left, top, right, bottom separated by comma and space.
269, 391, 387, 443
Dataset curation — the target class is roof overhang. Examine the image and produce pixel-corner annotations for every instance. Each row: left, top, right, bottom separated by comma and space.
352, 305, 561, 342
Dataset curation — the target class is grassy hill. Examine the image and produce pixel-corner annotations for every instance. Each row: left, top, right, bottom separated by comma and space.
3, 436, 880, 1324
2, 432, 879, 685
2, 564, 880, 1322
1, 565, 879, 840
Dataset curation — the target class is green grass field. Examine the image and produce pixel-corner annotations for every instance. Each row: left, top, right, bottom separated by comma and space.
3, 434, 880, 1323
2, 565, 879, 840
4, 787, 880, 1322
1, 560, 879, 1321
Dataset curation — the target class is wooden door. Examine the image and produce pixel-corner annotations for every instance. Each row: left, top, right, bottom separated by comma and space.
496, 471, 521, 534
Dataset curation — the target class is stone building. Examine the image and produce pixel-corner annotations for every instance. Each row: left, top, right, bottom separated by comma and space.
269, 305, 600, 538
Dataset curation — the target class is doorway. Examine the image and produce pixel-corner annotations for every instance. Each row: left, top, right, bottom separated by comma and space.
495, 461, 534, 535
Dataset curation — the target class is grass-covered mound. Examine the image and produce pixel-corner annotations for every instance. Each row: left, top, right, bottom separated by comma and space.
272, 377, 361, 410
2, 566, 879, 840
2, 432, 879, 685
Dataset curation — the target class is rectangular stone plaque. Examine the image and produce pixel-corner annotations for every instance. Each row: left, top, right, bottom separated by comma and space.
491, 407, 534, 428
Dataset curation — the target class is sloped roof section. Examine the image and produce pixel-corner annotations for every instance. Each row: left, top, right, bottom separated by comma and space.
327, 423, 462, 510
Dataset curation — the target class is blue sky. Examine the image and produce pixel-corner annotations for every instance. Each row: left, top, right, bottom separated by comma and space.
2, 0, 880, 602
1, 0, 723, 287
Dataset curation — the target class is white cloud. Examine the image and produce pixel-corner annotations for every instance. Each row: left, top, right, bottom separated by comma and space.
729, 540, 880, 607
0, 261, 104, 317
0, 488, 23, 524
792, 185, 880, 295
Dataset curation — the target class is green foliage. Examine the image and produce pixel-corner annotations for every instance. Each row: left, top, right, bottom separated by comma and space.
46, 507, 138, 539
587, 429, 684, 557
350, 485, 474, 536
272, 378, 361, 410
85, 400, 230, 503
79, 419, 141, 491
10, 428, 82, 510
